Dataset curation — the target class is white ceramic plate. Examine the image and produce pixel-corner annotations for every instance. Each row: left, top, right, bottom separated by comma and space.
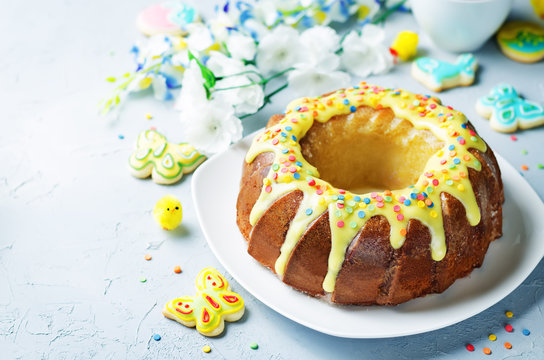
192, 131, 544, 339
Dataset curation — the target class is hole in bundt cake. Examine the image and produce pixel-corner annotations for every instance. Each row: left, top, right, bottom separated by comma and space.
299, 105, 444, 194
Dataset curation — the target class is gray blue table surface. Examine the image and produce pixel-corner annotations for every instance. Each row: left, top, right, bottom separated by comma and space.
1, 0, 543, 359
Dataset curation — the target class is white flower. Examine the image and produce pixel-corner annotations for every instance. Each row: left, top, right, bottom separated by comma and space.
180, 97, 243, 155
288, 67, 351, 97
226, 33, 257, 61
340, 25, 394, 77
175, 59, 207, 110
256, 25, 302, 75
297, 26, 341, 71
185, 23, 215, 53
207, 52, 264, 116
214, 75, 264, 116
251, 0, 282, 27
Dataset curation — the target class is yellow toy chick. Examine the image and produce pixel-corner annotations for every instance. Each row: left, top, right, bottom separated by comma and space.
391, 31, 419, 61
153, 195, 183, 230
531, 0, 544, 19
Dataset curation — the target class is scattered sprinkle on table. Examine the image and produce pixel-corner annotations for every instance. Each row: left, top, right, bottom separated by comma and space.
538, 164, 544, 169
202, 345, 211, 353
250, 342, 258, 350
489, 334, 497, 341
466, 344, 475, 352
118, 134, 125, 140
521, 165, 529, 171
174, 265, 182, 274
152, 334, 161, 341
505, 324, 513, 332
144, 254, 152, 261
483, 347, 491, 355
150, 126, 157, 131
505, 311, 513, 318
139, 277, 147, 283
522, 328, 531, 336
504, 342, 512, 349
146, 113, 153, 119
521, 149, 528, 155
510, 135, 518, 141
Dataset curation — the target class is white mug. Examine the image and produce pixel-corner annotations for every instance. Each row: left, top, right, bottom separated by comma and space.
411, 0, 513, 52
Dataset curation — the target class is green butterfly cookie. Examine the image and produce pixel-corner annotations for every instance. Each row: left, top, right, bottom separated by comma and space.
129, 129, 206, 184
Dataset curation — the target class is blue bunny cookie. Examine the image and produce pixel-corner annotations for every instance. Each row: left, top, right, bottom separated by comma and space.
411, 54, 477, 92
476, 83, 544, 133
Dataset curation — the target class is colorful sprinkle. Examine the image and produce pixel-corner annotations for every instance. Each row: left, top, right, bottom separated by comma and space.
522, 329, 530, 336
152, 334, 161, 341
250, 342, 259, 350
337, 221, 344, 228
538, 164, 544, 169
145, 113, 153, 119
505, 324, 513, 332
305, 208, 313, 216
358, 211, 366, 218
174, 265, 182, 274
504, 342, 512, 349
521, 165, 529, 171
203, 345, 211, 353
139, 277, 147, 283
488, 334, 496, 341
483, 347, 491, 355
521, 149, 528, 155
144, 254, 152, 261
118, 134, 125, 140
466, 344, 475, 352
510, 135, 518, 141
505, 311, 513, 318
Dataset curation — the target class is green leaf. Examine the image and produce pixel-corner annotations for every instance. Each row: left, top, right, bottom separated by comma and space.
188, 50, 216, 98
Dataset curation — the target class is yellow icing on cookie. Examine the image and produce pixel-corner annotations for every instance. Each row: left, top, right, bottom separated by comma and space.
162, 267, 245, 337
129, 129, 206, 185
245, 83, 486, 293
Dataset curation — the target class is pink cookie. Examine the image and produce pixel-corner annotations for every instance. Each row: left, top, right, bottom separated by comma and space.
136, 2, 199, 36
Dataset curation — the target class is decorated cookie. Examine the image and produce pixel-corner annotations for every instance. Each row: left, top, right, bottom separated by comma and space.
162, 268, 245, 337
153, 194, 183, 230
476, 83, 544, 133
411, 54, 477, 92
390, 31, 419, 61
497, 21, 544, 63
137, 2, 200, 37
129, 129, 206, 185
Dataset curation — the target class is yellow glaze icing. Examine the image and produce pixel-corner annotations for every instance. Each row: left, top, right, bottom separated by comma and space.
245, 83, 486, 293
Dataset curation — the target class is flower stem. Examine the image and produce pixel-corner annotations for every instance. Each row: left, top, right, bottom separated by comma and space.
216, 70, 265, 82
214, 67, 294, 92
371, 0, 407, 24
239, 82, 288, 120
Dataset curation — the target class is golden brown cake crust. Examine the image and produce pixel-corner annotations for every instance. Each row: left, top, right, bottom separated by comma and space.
235, 107, 503, 306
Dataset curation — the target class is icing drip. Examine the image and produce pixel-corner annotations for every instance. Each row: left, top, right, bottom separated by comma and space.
246, 83, 486, 293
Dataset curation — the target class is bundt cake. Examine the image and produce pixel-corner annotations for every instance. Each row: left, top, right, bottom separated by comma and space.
236, 83, 503, 305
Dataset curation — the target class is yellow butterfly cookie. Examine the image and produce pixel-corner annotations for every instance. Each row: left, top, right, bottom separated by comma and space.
129, 129, 206, 185
162, 267, 245, 337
